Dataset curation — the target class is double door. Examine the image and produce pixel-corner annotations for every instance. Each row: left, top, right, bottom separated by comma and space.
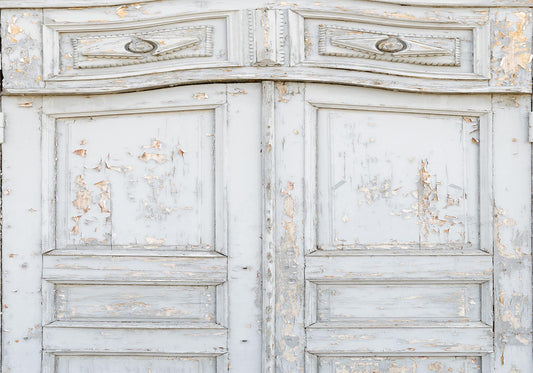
2, 82, 531, 372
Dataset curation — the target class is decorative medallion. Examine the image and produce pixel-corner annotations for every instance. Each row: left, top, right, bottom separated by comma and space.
375, 37, 407, 53
319, 25, 461, 66
124, 38, 158, 54
71, 25, 213, 69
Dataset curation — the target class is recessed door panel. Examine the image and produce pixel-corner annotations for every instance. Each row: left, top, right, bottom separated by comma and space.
56, 110, 217, 250
316, 109, 480, 250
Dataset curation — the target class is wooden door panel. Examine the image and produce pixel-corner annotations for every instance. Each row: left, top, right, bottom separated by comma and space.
304, 85, 493, 370
3, 83, 264, 373
316, 108, 481, 250
54, 355, 217, 373
53, 283, 218, 322
271, 83, 501, 371
55, 110, 218, 249
316, 356, 482, 373
313, 282, 482, 322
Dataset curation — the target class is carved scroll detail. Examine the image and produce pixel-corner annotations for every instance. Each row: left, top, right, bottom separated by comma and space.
319, 25, 461, 67
72, 25, 214, 69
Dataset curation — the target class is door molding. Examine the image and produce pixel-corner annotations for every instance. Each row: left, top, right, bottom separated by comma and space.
1, 1, 531, 94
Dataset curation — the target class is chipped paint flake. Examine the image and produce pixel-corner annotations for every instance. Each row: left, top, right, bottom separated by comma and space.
72, 189, 91, 213
494, 11, 533, 86
7, 17, 21, 37
145, 237, 165, 246
116, 6, 128, 18
138, 152, 167, 163
193, 92, 208, 100
73, 149, 87, 158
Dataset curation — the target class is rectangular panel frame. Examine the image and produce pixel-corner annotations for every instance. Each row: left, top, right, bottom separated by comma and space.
304, 102, 493, 254
41, 103, 228, 254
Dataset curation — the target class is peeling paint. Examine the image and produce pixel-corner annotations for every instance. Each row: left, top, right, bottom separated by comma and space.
138, 152, 167, 163
115, 6, 128, 18
494, 11, 533, 86
193, 92, 208, 100
73, 149, 87, 157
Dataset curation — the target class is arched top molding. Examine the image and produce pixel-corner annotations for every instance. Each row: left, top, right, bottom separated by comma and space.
1, 0, 533, 8
1, 0, 531, 94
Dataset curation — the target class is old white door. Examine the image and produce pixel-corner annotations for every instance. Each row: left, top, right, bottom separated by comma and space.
268, 83, 532, 372
4, 81, 531, 372
2, 1, 533, 372
2, 83, 265, 372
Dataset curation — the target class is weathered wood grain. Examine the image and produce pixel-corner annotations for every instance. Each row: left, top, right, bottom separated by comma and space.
306, 326, 493, 354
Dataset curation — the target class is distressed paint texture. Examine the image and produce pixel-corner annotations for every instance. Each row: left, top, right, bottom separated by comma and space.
491, 9, 533, 89
2, 0, 533, 7
274, 82, 306, 371
2, 87, 533, 371
0, 3, 530, 94
3, 85, 267, 372
1, 10, 44, 90
492, 95, 532, 373
57, 110, 217, 249
316, 109, 479, 250
1, 1, 533, 372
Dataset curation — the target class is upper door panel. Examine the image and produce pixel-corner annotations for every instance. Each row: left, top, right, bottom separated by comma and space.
2, 0, 531, 94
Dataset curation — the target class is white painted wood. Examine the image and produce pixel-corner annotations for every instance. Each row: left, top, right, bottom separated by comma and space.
224, 84, 263, 373
2, 96, 44, 373
248, 10, 285, 67
51, 354, 218, 373
1, 9, 44, 90
53, 283, 218, 322
314, 283, 483, 321
261, 81, 276, 373
0, 113, 5, 144
306, 326, 493, 354
3, 83, 533, 372
306, 254, 492, 281
316, 356, 482, 373
273, 84, 530, 372
2, 3, 531, 94
272, 82, 307, 372
492, 95, 532, 373
3, 84, 265, 372
43, 325, 227, 353
0, 0, 532, 9
1, 3, 532, 368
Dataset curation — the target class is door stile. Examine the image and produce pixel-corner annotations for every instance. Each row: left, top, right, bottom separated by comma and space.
261, 81, 277, 373
492, 94, 532, 373
2, 96, 44, 372
273, 82, 307, 372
